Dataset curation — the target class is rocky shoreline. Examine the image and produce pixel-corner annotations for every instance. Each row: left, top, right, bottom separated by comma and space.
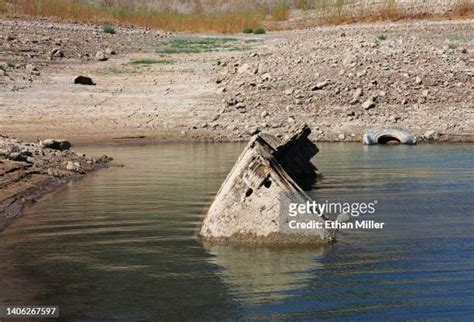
0, 18, 473, 233
211, 20, 473, 142
1, 18, 473, 144
0, 135, 112, 232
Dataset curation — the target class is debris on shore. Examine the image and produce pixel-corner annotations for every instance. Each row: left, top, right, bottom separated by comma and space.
0, 18, 170, 90
363, 126, 417, 145
211, 22, 473, 142
0, 135, 112, 232
199, 125, 336, 244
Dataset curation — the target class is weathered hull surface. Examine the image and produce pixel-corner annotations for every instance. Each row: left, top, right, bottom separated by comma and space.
199, 126, 335, 244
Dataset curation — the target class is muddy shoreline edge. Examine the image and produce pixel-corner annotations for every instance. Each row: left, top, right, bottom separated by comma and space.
2, 130, 473, 234
43, 131, 474, 147
1, 16, 473, 233
0, 136, 112, 232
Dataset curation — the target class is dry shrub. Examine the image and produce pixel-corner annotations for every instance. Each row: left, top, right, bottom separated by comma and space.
271, 1, 291, 21
319, 0, 351, 25
0, 0, 7, 13
453, 0, 474, 17
319, 0, 406, 25
5, 0, 265, 33
293, 0, 313, 10
4, 0, 473, 32
377, 0, 404, 21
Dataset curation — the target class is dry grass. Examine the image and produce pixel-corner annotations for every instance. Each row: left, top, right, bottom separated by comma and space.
318, 0, 406, 25
0, 0, 7, 13
453, 0, 474, 17
3, 0, 266, 33
271, 1, 291, 21
2, 0, 472, 33
285, 0, 474, 29
293, 0, 313, 10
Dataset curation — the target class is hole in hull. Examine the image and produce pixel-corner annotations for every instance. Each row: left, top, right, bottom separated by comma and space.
264, 178, 272, 188
377, 135, 401, 145
245, 188, 253, 197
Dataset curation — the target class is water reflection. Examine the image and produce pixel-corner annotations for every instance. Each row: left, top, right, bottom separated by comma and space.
205, 244, 330, 304
0, 142, 472, 320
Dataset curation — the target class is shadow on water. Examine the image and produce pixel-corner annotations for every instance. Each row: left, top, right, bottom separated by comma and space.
0, 142, 473, 320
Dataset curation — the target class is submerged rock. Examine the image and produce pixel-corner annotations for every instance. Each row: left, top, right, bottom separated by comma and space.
199, 125, 336, 244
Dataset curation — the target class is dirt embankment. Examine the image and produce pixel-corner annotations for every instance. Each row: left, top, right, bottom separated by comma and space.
214, 20, 474, 142
0, 18, 170, 90
0, 17, 473, 233
0, 18, 473, 144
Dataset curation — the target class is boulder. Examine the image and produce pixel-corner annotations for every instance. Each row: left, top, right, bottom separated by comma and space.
26, 64, 38, 72
8, 151, 31, 162
50, 48, 64, 58
40, 139, 72, 151
362, 97, 376, 110
74, 76, 95, 86
95, 50, 108, 61
353, 88, 363, 99
66, 161, 81, 172
311, 80, 329, 90
105, 47, 116, 55
424, 130, 441, 141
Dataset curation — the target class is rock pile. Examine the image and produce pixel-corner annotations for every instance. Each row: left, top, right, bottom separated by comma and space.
210, 21, 473, 142
0, 18, 171, 90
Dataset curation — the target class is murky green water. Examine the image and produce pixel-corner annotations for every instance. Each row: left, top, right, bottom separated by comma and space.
0, 143, 473, 321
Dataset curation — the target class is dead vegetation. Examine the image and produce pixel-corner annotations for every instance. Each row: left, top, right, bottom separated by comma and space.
271, 1, 291, 21
0, 0, 472, 33
295, 0, 472, 29
283, 0, 474, 29
2, 0, 268, 33
453, 0, 474, 17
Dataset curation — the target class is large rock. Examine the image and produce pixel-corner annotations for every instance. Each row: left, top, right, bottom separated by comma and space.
199, 125, 335, 244
40, 139, 72, 151
423, 130, 441, 141
49, 47, 64, 58
361, 97, 376, 110
74, 75, 95, 85
95, 50, 108, 61
8, 151, 31, 162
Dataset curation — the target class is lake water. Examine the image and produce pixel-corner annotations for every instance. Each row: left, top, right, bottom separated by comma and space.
0, 143, 473, 321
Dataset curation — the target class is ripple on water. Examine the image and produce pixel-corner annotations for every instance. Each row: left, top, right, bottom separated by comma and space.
0, 142, 473, 321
